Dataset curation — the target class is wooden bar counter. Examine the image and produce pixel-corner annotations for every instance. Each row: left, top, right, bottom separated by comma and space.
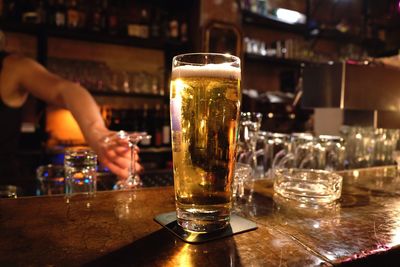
1, 167, 400, 266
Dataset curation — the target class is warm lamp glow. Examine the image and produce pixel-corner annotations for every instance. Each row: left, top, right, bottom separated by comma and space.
46, 106, 85, 144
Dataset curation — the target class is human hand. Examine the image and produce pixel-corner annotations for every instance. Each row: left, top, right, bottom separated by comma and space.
90, 130, 143, 179
373, 55, 400, 69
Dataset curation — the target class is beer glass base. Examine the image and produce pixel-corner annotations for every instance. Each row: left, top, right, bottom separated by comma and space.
177, 208, 230, 233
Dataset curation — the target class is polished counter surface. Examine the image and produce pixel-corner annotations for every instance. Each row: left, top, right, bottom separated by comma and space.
1, 167, 400, 266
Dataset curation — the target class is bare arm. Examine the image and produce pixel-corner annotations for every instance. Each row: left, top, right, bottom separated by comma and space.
2, 55, 140, 178
373, 55, 400, 69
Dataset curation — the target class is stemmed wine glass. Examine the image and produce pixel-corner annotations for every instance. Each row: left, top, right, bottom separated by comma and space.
237, 112, 263, 176
103, 130, 151, 190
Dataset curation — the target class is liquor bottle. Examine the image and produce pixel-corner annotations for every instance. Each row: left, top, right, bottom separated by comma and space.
140, 104, 151, 147
109, 109, 121, 131
150, 8, 161, 38
91, 0, 102, 31
100, 0, 108, 32
0, 0, 3, 18
127, 5, 151, 39
153, 104, 162, 147
4, 0, 22, 21
119, 109, 128, 131
131, 105, 140, 132
46, 0, 56, 26
180, 19, 188, 42
162, 104, 171, 146
126, 6, 136, 37
55, 0, 66, 27
36, 0, 46, 24
107, 1, 118, 35
138, 8, 149, 38
77, 0, 87, 29
67, 0, 79, 28
168, 15, 179, 40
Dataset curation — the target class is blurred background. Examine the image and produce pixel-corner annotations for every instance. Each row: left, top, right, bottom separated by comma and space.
1, 0, 400, 194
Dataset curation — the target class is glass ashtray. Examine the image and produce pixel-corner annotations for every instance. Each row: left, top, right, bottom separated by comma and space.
273, 168, 343, 204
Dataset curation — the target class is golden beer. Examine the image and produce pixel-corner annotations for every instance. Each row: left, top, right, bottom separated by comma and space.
170, 53, 241, 232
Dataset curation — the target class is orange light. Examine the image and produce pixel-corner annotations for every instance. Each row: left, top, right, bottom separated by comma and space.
46, 106, 85, 144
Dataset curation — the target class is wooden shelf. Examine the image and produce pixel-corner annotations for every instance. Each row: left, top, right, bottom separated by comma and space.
242, 10, 306, 34
242, 10, 386, 48
244, 53, 312, 67
1, 21, 188, 51
90, 90, 166, 99
314, 28, 359, 43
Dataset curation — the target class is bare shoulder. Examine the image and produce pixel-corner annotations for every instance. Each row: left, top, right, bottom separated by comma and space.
3, 54, 41, 72
375, 55, 400, 69
0, 54, 32, 107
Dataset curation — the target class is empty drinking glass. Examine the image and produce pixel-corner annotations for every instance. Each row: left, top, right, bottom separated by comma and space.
102, 131, 151, 190
317, 135, 346, 171
237, 112, 263, 177
232, 163, 253, 200
64, 147, 97, 197
36, 164, 65, 196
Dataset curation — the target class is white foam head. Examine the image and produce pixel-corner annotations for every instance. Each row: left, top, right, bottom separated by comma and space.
172, 63, 241, 80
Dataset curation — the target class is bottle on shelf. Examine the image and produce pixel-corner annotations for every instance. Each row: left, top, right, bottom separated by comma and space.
140, 104, 151, 147
126, 5, 150, 39
167, 14, 179, 41
150, 7, 161, 38
180, 19, 188, 43
131, 105, 140, 132
162, 104, 171, 147
138, 7, 150, 38
46, 0, 57, 26
107, 1, 119, 35
109, 109, 121, 131
91, 0, 102, 31
0, 0, 3, 18
4, 0, 22, 22
36, 0, 47, 24
99, 0, 108, 32
126, 4, 140, 38
153, 104, 163, 147
55, 0, 66, 27
77, 0, 87, 29
66, 0, 79, 28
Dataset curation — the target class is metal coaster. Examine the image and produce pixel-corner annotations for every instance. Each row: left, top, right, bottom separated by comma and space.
154, 211, 257, 244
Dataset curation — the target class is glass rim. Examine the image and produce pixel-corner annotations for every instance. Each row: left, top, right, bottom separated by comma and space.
173, 52, 240, 66
274, 168, 343, 180
64, 146, 96, 156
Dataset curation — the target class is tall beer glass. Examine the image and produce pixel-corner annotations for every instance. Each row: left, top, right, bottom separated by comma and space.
170, 53, 241, 232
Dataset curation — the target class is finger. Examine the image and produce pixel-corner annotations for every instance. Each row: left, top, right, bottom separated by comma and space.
112, 146, 130, 157
101, 149, 130, 169
111, 155, 131, 170
102, 139, 129, 151
135, 162, 144, 173
100, 158, 129, 179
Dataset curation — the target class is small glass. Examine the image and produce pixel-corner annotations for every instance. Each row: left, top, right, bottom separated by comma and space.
36, 164, 65, 196
273, 168, 343, 204
64, 147, 97, 197
237, 112, 263, 177
232, 163, 253, 200
0, 185, 20, 198
102, 131, 151, 190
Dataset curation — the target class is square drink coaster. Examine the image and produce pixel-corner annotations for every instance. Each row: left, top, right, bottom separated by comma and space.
154, 211, 257, 244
